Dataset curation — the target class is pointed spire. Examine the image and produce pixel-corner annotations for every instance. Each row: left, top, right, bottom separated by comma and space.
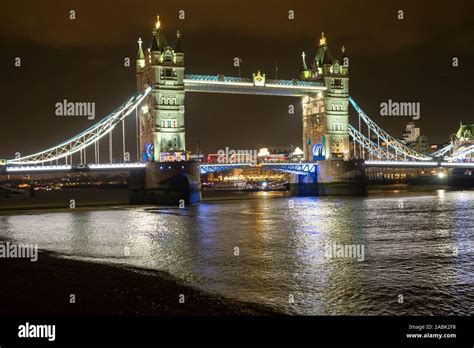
319, 32, 327, 46
150, 29, 159, 51
301, 51, 308, 71
341, 45, 347, 64
174, 30, 183, 53
315, 36, 333, 67
155, 15, 161, 30
136, 37, 146, 69
137, 37, 144, 60
150, 14, 168, 52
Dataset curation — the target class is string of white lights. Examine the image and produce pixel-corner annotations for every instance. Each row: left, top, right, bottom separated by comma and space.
349, 97, 432, 161
7, 87, 151, 165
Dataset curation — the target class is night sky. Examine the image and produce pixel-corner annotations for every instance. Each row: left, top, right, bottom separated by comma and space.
1, 0, 473, 159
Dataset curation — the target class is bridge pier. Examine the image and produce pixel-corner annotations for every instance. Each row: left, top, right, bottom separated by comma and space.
129, 161, 201, 206
289, 160, 367, 196
289, 174, 318, 196
447, 167, 474, 187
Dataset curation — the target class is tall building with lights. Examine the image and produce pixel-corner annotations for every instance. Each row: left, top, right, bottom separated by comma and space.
300, 33, 349, 161
136, 16, 185, 162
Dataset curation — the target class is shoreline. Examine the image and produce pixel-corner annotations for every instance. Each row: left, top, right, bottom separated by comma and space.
0, 250, 280, 316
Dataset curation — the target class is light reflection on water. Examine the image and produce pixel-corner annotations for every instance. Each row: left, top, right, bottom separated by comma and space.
0, 190, 473, 315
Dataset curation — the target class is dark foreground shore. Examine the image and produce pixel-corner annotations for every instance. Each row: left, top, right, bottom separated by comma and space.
0, 251, 279, 316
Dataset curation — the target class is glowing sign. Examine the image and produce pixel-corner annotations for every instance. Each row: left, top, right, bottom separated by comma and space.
144, 143, 154, 162
312, 143, 326, 161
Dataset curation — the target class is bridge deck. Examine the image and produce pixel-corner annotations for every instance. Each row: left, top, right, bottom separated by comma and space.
184, 74, 325, 96
3, 161, 474, 176
364, 160, 474, 168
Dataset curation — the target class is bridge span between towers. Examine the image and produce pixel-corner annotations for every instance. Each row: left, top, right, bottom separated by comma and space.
183, 74, 326, 96
3, 160, 474, 177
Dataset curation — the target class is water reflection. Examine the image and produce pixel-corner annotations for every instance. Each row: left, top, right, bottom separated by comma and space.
0, 190, 473, 315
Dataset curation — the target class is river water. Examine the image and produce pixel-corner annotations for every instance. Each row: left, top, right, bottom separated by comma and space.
0, 190, 473, 315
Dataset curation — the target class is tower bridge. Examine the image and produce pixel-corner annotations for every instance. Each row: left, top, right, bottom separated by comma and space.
2, 16, 474, 204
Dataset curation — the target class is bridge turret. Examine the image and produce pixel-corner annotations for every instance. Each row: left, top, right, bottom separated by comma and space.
301, 33, 350, 161
136, 38, 145, 70
174, 31, 183, 54
137, 16, 186, 163
340, 46, 348, 75
300, 52, 311, 80
150, 16, 168, 52
136, 38, 147, 91
174, 30, 184, 68
321, 34, 350, 160
315, 33, 333, 76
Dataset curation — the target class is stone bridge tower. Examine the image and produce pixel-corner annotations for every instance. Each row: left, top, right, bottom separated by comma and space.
300, 33, 350, 161
136, 16, 186, 163
131, 16, 201, 205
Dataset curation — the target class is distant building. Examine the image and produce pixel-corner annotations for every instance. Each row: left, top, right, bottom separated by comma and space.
401, 122, 420, 143
428, 143, 442, 154
401, 122, 429, 154
411, 135, 429, 154
266, 146, 292, 154
291, 147, 304, 161
259, 146, 304, 162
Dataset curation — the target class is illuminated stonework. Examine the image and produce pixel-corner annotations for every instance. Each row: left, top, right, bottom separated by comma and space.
136, 16, 185, 162
252, 70, 266, 86
319, 32, 326, 46
300, 33, 349, 161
